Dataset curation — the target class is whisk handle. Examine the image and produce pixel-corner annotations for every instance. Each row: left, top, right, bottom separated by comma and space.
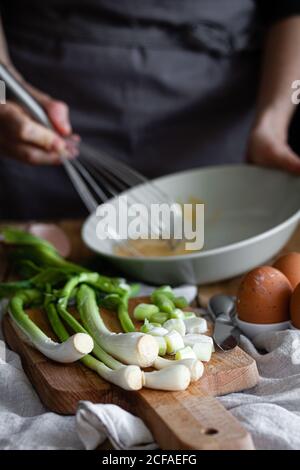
0, 64, 83, 206
0, 63, 53, 129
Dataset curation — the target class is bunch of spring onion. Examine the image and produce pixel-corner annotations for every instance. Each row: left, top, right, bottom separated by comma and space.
0, 228, 212, 392
131, 285, 214, 363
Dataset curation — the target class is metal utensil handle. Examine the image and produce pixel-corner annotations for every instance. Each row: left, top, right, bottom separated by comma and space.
214, 313, 233, 325
0, 63, 53, 129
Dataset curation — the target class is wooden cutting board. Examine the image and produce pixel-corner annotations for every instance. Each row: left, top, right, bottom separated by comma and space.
2, 296, 259, 450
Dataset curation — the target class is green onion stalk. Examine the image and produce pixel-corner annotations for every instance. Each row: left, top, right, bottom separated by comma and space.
98, 293, 121, 311
0, 268, 73, 299
150, 286, 189, 313
133, 303, 159, 322
1, 228, 86, 274
8, 289, 93, 362
117, 282, 144, 332
174, 296, 189, 309
56, 271, 135, 332
46, 285, 144, 388
75, 284, 158, 367
150, 291, 175, 314
75, 285, 192, 390
118, 293, 135, 332
44, 294, 143, 390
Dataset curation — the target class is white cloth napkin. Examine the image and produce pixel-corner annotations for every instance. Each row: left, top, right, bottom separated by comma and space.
219, 330, 300, 450
76, 402, 157, 450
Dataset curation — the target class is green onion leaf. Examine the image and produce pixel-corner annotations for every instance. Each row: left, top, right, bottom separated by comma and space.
133, 303, 159, 321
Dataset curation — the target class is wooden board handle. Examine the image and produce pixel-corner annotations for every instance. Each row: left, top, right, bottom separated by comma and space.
133, 390, 254, 450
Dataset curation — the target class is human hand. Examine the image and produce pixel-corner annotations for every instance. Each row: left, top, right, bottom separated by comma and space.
0, 74, 79, 165
247, 111, 300, 175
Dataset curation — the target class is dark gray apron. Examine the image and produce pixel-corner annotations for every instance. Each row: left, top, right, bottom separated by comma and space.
0, 0, 262, 219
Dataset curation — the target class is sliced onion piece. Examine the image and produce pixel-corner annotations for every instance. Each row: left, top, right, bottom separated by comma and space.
175, 346, 197, 360
163, 318, 186, 336
154, 356, 204, 382
99, 332, 158, 368
192, 342, 213, 362
184, 317, 208, 334
165, 330, 185, 355
143, 364, 191, 391
184, 333, 215, 352
95, 362, 143, 391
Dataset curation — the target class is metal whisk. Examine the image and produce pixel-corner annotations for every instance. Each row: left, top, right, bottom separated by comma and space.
70, 144, 183, 254
0, 64, 182, 254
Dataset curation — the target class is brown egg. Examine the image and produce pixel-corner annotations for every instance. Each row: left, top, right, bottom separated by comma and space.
236, 266, 292, 324
290, 283, 300, 329
273, 252, 300, 289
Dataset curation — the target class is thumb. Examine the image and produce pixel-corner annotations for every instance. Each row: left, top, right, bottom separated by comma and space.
25, 83, 72, 136
43, 100, 72, 136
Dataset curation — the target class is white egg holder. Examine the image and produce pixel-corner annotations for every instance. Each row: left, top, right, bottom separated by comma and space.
235, 317, 292, 340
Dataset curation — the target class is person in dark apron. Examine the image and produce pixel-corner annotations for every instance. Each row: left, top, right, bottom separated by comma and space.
0, 1, 300, 219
